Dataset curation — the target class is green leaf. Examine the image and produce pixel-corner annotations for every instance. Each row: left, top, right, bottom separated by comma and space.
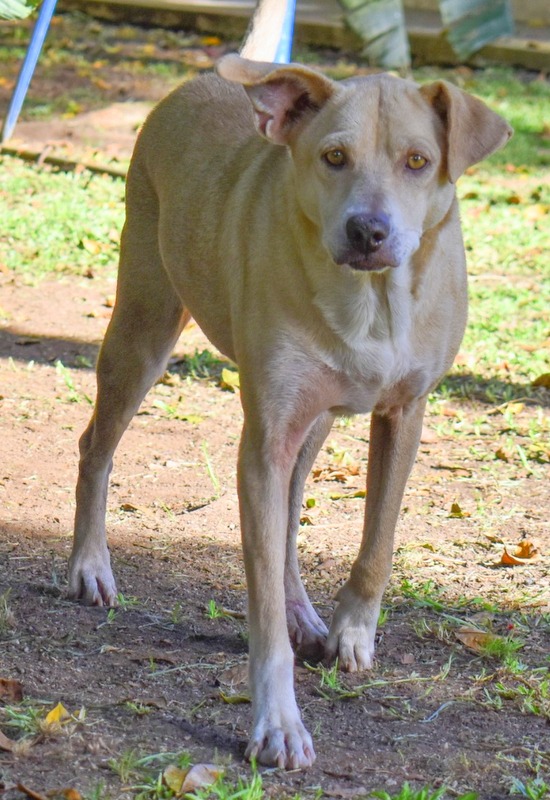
0, 0, 33, 19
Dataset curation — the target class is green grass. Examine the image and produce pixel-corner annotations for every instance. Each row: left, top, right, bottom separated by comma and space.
0, 157, 124, 279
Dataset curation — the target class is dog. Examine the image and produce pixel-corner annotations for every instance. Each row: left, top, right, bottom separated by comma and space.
67, 1, 512, 770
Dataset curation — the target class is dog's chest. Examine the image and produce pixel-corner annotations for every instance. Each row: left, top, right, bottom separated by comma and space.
313, 272, 423, 411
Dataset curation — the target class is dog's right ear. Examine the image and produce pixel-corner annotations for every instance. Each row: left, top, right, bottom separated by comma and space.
217, 54, 335, 145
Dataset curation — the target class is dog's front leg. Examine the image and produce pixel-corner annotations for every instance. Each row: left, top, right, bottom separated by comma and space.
326, 397, 427, 671
238, 422, 315, 769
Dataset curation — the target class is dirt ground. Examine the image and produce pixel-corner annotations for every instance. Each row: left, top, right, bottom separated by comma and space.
1, 13, 549, 800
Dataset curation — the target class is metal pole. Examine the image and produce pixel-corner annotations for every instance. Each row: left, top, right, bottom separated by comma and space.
274, 0, 296, 63
1, 0, 59, 143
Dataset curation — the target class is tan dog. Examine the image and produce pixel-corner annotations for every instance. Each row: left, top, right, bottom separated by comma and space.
68, 34, 512, 769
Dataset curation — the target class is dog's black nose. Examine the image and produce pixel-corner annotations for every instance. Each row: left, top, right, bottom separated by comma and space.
346, 213, 391, 255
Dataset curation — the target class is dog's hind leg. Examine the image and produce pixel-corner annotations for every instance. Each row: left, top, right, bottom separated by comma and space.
285, 411, 334, 661
69, 225, 189, 606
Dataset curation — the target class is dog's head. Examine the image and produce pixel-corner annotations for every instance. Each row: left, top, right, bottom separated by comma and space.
218, 55, 512, 274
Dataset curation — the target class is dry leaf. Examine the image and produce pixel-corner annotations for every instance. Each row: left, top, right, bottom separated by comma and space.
500, 539, 540, 566
0, 678, 23, 702
217, 661, 248, 689
313, 464, 360, 483
0, 729, 16, 752
164, 763, 222, 796
163, 764, 188, 795
455, 627, 499, 653
449, 502, 470, 518
329, 489, 366, 500
532, 372, 550, 388
16, 784, 48, 800
181, 764, 223, 793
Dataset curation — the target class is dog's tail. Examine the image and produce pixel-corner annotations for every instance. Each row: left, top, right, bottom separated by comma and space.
239, 0, 294, 62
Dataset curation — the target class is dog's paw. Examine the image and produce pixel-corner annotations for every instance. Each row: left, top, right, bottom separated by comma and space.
68, 546, 118, 607
286, 599, 328, 662
325, 584, 380, 672
246, 715, 316, 769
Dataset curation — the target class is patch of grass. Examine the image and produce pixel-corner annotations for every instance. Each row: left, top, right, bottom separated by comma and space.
370, 784, 477, 799
205, 599, 229, 620
55, 360, 93, 404
509, 777, 550, 799
0, 156, 124, 280
170, 349, 225, 381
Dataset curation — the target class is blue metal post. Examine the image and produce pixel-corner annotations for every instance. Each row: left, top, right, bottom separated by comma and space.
1, 0, 59, 143
273, 0, 296, 63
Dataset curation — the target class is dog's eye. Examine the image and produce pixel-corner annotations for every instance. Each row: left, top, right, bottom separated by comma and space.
407, 153, 428, 171
323, 149, 347, 168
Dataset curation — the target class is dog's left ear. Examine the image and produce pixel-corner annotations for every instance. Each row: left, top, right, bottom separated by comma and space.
217, 54, 335, 145
420, 81, 513, 183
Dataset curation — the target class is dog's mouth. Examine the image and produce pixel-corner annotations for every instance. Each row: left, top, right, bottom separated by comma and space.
336, 250, 400, 273
343, 256, 397, 273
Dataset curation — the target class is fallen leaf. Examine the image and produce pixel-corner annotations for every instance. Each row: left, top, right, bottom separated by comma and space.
500, 539, 540, 566
0, 678, 23, 702
449, 502, 470, 518
313, 464, 360, 483
455, 627, 500, 653
163, 763, 222, 796
16, 784, 47, 800
532, 372, 550, 388
219, 690, 250, 704
44, 702, 70, 728
217, 661, 248, 690
181, 764, 223, 793
515, 539, 539, 558
495, 447, 510, 462
163, 764, 188, 795
0, 729, 16, 752
219, 368, 240, 392
329, 489, 366, 500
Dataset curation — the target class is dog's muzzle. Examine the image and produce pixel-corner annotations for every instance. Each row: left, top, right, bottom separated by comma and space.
338, 212, 400, 272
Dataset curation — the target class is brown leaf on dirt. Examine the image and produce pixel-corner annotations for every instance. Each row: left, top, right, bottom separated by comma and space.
163, 763, 222, 796
47, 790, 83, 800
313, 464, 361, 483
217, 661, 248, 690
532, 372, 550, 388
16, 784, 48, 800
0, 729, 17, 752
500, 539, 540, 566
495, 447, 511, 462
455, 627, 500, 653
0, 678, 23, 702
